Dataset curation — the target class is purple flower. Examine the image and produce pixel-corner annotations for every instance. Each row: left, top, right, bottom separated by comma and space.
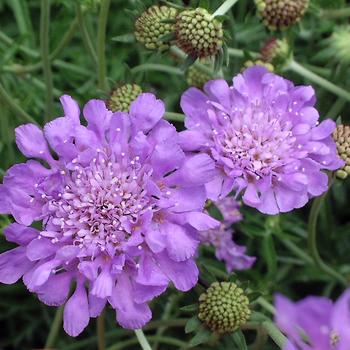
199, 198, 255, 273
0, 93, 218, 336
275, 289, 350, 350
180, 66, 343, 214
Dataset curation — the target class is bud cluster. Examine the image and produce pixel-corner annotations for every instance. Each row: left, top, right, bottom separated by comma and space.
186, 65, 212, 88
198, 282, 251, 334
106, 84, 142, 112
255, 0, 309, 30
333, 125, 350, 179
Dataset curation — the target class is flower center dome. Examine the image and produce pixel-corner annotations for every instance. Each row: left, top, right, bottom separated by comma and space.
214, 101, 296, 179
45, 150, 153, 257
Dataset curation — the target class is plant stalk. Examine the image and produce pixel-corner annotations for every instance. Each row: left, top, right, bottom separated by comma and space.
97, 310, 106, 350
212, 0, 239, 18
134, 329, 153, 350
44, 305, 64, 349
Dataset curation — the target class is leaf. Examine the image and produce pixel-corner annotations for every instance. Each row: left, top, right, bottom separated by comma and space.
214, 15, 229, 23
180, 55, 198, 71
180, 304, 198, 313
159, 32, 176, 43
111, 34, 135, 43
198, 0, 209, 10
214, 48, 224, 73
160, 18, 177, 24
231, 330, 248, 350
189, 327, 211, 347
185, 316, 201, 333
262, 233, 277, 279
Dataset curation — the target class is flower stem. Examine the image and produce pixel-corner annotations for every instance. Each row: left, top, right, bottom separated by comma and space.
134, 329, 153, 350
97, 310, 106, 350
287, 59, 350, 103
164, 112, 185, 122
212, 0, 239, 18
45, 305, 64, 349
320, 7, 350, 18
0, 82, 38, 124
40, 0, 54, 123
97, 0, 110, 92
131, 64, 183, 76
262, 321, 286, 348
307, 189, 348, 286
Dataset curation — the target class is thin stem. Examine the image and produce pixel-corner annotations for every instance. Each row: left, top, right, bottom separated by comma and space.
40, 0, 54, 122
45, 305, 64, 349
164, 112, 185, 122
256, 297, 275, 315
212, 0, 239, 18
134, 329, 153, 350
131, 64, 182, 76
327, 97, 346, 120
77, 3, 98, 65
0, 82, 37, 124
262, 321, 286, 348
288, 59, 350, 103
97, 0, 110, 92
308, 189, 348, 286
0, 30, 38, 58
320, 7, 350, 18
97, 310, 106, 350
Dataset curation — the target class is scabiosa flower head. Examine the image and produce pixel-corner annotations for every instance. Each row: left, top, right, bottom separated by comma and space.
330, 27, 350, 65
199, 198, 255, 272
0, 94, 218, 336
243, 59, 274, 72
260, 37, 290, 69
255, 0, 309, 30
175, 8, 224, 58
198, 282, 251, 334
186, 65, 212, 89
275, 289, 350, 349
134, 5, 177, 51
106, 84, 142, 112
333, 124, 350, 179
180, 66, 343, 214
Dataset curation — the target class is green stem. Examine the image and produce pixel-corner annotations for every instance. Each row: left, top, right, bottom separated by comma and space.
77, 4, 98, 65
40, 0, 54, 122
279, 238, 313, 265
164, 112, 185, 122
262, 321, 286, 348
287, 59, 350, 103
44, 305, 64, 349
256, 297, 275, 315
131, 64, 182, 76
134, 329, 153, 350
212, 0, 239, 17
0, 30, 38, 58
0, 82, 37, 124
9, 0, 33, 47
320, 7, 350, 18
97, 0, 110, 92
326, 97, 346, 120
308, 189, 348, 286
97, 310, 106, 350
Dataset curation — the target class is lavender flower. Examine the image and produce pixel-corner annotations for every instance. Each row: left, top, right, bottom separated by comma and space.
199, 198, 255, 272
0, 93, 218, 336
180, 66, 343, 214
275, 290, 350, 350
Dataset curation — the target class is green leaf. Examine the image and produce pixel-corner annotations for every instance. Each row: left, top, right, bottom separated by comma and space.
231, 330, 248, 350
214, 48, 224, 72
214, 15, 229, 23
111, 34, 135, 43
180, 304, 198, 313
198, 0, 209, 10
180, 55, 198, 71
160, 18, 177, 24
262, 232, 277, 279
185, 316, 201, 333
159, 32, 176, 43
189, 327, 211, 347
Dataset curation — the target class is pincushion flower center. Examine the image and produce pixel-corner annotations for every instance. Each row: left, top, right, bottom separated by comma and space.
47, 151, 152, 255
217, 103, 296, 177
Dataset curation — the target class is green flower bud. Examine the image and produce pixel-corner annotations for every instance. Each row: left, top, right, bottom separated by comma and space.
198, 282, 251, 334
331, 27, 350, 65
333, 125, 350, 179
135, 6, 177, 51
175, 8, 223, 58
186, 65, 212, 88
243, 59, 274, 72
255, 0, 309, 30
107, 84, 142, 112
260, 38, 291, 69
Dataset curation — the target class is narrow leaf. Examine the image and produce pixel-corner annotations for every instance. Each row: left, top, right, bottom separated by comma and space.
185, 316, 201, 334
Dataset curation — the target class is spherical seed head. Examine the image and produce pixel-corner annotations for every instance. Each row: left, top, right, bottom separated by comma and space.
135, 5, 177, 50
107, 84, 142, 112
260, 38, 290, 68
186, 65, 212, 88
333, 125, 350, 179
198, 282, 251, 334
175, 8, 224, 58
243, 59, 274, 72
255, 0, 309, 30
331, 27, 350, 65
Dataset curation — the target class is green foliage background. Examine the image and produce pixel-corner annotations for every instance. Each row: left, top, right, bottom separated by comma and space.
0, 0, 350, 349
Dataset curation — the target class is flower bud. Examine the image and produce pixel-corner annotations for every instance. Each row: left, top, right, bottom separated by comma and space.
198, 282, 251, 334
333, 125, 350, 179
175, 8, 223, 58
107, 84, 142, 112
260, 38, 291, 69
331, 27, 350, 65
186, 65, 212, 88
135, 5, 177, 51
255, 0, 309, 30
